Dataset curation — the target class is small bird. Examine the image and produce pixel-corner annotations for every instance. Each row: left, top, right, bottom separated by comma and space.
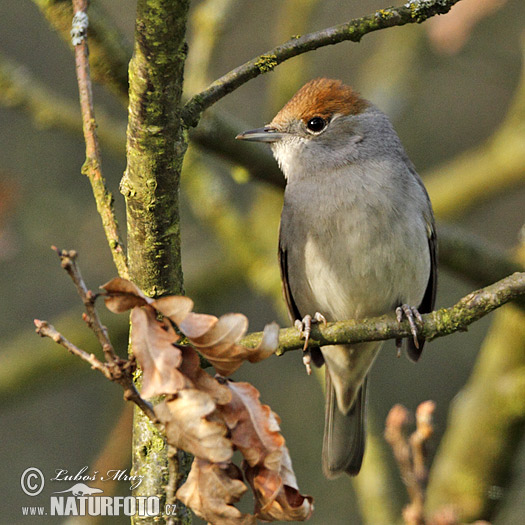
236, 78, 437, 478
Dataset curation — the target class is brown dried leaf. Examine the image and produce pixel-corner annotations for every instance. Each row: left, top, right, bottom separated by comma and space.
189, 312, 248, 347
179, 346, 232, 405
179, 311, 218, 339
177, 458, 256, 525
131, 307, 188, 398
155, 388, 233, 463
102, 277, 152, 313
151, 295, 194, 325
219, 381, 284, 469
248, 322, 280, 364
187, 314, 281, 376
180, 313, 247, 375
245, 447, 314, 522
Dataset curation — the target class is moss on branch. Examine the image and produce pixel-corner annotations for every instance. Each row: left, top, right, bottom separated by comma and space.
122, 2, 190, 522
182, 0, 463, 127
123, 0, 190, 298
240, 272, 525, 353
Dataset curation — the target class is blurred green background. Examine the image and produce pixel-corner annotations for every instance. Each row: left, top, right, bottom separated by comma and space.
1, 1, 524, 524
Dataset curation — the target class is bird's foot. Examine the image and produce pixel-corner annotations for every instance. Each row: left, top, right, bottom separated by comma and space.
396, 304, 423, 350
295, 312, 327, 375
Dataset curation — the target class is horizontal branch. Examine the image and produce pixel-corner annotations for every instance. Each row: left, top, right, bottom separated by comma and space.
240, 272, 525, 354
182, 0, 462, 127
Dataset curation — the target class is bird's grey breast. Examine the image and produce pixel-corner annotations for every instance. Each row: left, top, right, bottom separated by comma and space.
279, 158, 431, 322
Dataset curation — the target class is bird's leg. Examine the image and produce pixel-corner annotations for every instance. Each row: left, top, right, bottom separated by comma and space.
395, 337, 402, 358
295, 312, 327, 375
396, 304, 423, 349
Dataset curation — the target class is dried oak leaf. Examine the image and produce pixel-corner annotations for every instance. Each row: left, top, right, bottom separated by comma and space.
155, 388, 233, 463
219, 381, 284, 469
131, 306, 189, 399
179, 345, 232, 405
245, 446, 314, 522
151, 295, 194, 325
101, 277, 153, 313
181, 314, 279, 376
177, 458, 256, 525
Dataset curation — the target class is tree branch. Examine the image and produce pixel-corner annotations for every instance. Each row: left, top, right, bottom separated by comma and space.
33, 0, 130, 102
240, 272, 525, 353
182, 0, 463, 127
122, 2, 191, 522
71, 0, 129, 278
52, 246, 118, 362
34, 319, 110, 377
122, 0, 189, 298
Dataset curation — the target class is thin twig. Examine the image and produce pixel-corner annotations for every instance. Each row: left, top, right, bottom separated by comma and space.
240, 272, 525, 354
34, 319, 111, 378
385, 405, 418, 501
52, 246, 117, 364
385, 403, 436, 525
42, 245, 156, 422
33, 0, 131, 101
411, 401, 435, 487
71, 0, 129, 278
182, 0, 463, 127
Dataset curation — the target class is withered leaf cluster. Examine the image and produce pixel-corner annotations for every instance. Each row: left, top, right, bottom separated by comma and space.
101, 278, 314, 524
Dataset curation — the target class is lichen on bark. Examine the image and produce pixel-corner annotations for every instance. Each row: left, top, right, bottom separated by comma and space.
122, 1, 191, 523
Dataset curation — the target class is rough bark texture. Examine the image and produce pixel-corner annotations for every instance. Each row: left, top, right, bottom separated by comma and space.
123, 0, 188, 299
122, 1, 190, 523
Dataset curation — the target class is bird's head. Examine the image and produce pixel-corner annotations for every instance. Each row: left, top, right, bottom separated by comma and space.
236, 78, 372, 180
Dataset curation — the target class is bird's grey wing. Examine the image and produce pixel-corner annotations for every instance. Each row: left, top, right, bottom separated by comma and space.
278, 243, 301, 324
278, 239, 325, 367
407, 222, 437, 361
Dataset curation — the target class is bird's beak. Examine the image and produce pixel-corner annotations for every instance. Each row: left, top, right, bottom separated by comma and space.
235, 126, 286, 143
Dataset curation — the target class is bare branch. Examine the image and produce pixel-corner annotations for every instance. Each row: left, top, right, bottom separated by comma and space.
71, 0, 129, 278
32, 0, 131, 101
52, 246, 118, 363
37, 246, 156, 422
240, 272, 525, 353
34, 319, 111, 377
385, 402, 436, 525
182, 0, 463, 127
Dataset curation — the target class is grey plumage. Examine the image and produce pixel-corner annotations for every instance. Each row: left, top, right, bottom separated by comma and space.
237, 78, 437, 477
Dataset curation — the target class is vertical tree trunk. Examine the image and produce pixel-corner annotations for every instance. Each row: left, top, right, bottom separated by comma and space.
122, 1, 190, 522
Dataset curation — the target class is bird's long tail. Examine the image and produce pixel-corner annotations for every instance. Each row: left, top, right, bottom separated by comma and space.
322, 371, 367, 478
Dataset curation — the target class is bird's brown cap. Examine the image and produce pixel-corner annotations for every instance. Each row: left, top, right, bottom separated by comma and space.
271, 78, 368, 126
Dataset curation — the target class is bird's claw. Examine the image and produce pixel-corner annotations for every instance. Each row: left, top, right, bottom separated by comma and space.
295, 312, 327, 375
396, 304, 423, 349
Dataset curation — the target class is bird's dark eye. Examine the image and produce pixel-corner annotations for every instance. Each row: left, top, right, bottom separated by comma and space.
306, 116, 327, 133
